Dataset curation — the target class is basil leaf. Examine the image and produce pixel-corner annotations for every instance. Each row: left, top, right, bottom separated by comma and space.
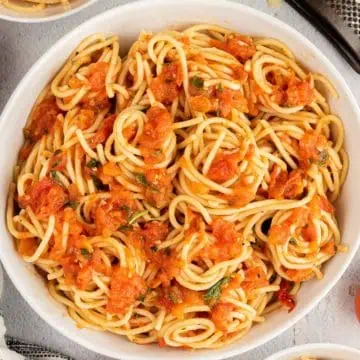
190, 76, 204, 88
80, 248, 91, 258
65, 200, 79, 209
204, 276, 230, 304
134, 173, 149, 186
50, 170, 61, 183
217, 82, 223, 92
119, 224, 133, 232
87, 158, 101, 168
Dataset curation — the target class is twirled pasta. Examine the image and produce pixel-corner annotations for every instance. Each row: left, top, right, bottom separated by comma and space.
7, 24, 348, 350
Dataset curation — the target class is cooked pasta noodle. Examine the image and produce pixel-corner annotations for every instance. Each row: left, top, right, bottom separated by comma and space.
6, 25, 348, 350
0, 0, 72, 13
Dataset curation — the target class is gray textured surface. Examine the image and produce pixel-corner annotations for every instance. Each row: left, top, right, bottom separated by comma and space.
0, 1, 360, 359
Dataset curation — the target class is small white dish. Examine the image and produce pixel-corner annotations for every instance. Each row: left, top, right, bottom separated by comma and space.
0, 0, 98, 23
265, 343, 360, 360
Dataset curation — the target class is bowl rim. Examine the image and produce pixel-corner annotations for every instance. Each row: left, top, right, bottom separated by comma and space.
0, 0, 99, 23
265, 343, 360, 359
1, 0, 360, 359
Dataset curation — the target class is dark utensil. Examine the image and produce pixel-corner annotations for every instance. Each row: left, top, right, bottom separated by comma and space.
284, 0, 360, 73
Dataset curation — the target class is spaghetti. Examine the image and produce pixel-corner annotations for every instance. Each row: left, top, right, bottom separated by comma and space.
0, 0, 72, 13
6, 25, 348, 349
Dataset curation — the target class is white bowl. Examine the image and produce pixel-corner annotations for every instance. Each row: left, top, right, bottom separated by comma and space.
265, 343, 360, 360
1, 0, 360, 359
0, 0, 98, 23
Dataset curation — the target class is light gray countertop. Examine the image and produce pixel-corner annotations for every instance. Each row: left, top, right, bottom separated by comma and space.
1, 1, 360, 359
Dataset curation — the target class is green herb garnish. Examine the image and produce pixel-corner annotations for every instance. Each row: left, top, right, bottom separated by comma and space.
217, 82, 223, 92
134, 173, 149, 187
50, 170, 61, 183
190, 76, 204, 88
128, 210, 149, 225
87, 158, 101, 169
119, 224, 133, 232
65, 200, 79, 209
80, 248, 91, 258
138, 294, 146, 302
204, 276, 230, 304
91, 175, 109, 191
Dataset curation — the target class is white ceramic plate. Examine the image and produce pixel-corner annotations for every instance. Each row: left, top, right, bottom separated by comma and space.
0, 0, 98, 23
1, 0, 359, 359
265, 343, 360, 360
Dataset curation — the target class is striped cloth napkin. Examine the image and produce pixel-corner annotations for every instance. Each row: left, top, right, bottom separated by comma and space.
0, 316, 71, 360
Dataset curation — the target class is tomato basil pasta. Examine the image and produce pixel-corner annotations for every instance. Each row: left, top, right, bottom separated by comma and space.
6, 25, 348, 349
0, 0, 72, 13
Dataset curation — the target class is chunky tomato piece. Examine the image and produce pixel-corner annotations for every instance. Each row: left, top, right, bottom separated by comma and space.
231, 64, 248, 84
203, 219, 242, 262
268, 208, 310, 245
88, 114, 116, 148
142, 221, 169, 249
60, 255, 81, 286
286, 76, 314, 107
88, 62, 109, 92
25, 98, 61, 142
106, 267, 147, 315
82, 89, 110, 110
190, 95, 213, 113
212, 218, 237, 244
75, 109, 95, 130
226, 181, 256, 208
207, 151, 243, 183
286, 268, 314, 283
94, 186, 136, 236
321, 240, 336, 256
218, 88, 248, 117
268, 223, 291, 245
268, 166, 304, 200
143, 168, 173, 208
211, 302, 236, 332
76, 265, 93, 290
123, 124, 137, 141
278, 280, 296, 312
17, 238, 38, 257
19, 177, 68, 219
150, 63, 182, 104
241, 267, 269, 293
301, 220, 317, 243
139, 106, 173, 163
211, 34, 256, 61
298, 131, 328, 169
